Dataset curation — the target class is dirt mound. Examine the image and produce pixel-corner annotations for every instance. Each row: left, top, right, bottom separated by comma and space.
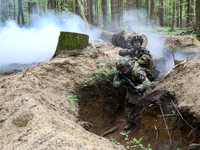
164, 35, 200, 54
0, 41, 124, 150
1, 35, 200, 150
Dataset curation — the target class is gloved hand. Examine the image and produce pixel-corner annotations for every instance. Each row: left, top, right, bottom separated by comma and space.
135, 86, 143, 92
120, 79, 126, 86
128, 48, 135, 54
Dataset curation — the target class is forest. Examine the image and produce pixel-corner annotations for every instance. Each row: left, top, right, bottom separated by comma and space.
0, 0, 200, 40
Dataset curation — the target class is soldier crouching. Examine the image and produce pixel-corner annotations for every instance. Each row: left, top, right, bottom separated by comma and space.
113, 57, 152, 130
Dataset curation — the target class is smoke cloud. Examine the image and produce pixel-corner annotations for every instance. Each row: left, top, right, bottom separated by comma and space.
0, 11, 101, 65
123, 10, 190, 73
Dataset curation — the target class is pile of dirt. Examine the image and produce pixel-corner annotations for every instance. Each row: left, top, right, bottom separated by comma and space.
164, 35, 200, 54
1, 35, 200, 150
0, 41, 124, 150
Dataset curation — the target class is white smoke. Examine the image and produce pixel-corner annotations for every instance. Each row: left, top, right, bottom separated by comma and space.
123, 9, 190, 74
0, 11, 101, 65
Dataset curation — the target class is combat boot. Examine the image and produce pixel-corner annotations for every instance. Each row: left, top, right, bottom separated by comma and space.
124, 122, 135, 130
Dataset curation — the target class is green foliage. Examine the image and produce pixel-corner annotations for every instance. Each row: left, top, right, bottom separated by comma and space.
83, 137, 89, 140
66, 93, 78, 103
79, 63, 116, 88
67, 107, 71, 112
63, 80, 70, 85
109, 137, 120, 146
106, 62, 113, 69
187, 74, 191, 77
120, 131, 152, 150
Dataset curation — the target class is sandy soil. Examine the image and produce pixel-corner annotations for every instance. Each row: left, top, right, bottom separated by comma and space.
1, 35, 200, 150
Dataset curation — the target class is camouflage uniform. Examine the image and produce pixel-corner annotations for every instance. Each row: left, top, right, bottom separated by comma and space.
119, 47, 155, 81
119, 34, 156, 80
113, 57, 151, 129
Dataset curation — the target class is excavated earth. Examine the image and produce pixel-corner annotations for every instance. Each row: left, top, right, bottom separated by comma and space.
0, 35, 200, 150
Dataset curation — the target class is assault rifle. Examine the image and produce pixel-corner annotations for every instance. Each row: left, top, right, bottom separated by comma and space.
127, 44, 151, 56
118, 71, 142, 97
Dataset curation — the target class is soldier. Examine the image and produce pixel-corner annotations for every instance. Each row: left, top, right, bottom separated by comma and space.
119, 35, 157, 81
113, 57, 151, 130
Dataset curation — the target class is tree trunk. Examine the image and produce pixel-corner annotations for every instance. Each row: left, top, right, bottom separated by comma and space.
86, 0, 91, 23
111, 0, 116, 28
159, 0, 163, 27
77, 0, 90, 28
196, 0, 200, 40
94, 0, 99, 26
102, 0, 108, 29
180, 0, 183, 28
52, 32, 89, 58
126, 0, 134, 10
51, 0, 55, 10
186, 0, 190, 27
89, 0, 94, 25
150, 0, 154, 23
71, 0, 74, 13
176, 1, 179, 27
17, 0, 24, 26
190, 0, 194, 25
171, 0, 175, 31
75, 0, 80, 15
145, 0, 149, 26
13, 0, 16, 20
118, 0, 122, 26
136, 0, 141, 25
8, 1, 11, 18
1, 0, 8, 23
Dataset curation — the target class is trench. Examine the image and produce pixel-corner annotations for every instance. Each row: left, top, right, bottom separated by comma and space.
78, 76, 200, 150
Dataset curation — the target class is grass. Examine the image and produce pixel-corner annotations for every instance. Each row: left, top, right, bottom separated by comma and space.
66, 93, 78, 103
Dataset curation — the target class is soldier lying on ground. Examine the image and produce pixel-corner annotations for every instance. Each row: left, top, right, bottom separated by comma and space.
113, 57, 152, 130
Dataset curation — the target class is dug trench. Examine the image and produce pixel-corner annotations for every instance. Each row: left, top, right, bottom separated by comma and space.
78, 76, 200, 150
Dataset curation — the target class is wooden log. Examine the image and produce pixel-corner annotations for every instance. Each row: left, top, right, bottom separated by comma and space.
52, 31, 89, 58
100, 31, 148, 48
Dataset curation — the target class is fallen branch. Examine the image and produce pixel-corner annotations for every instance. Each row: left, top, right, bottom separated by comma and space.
101, 125, 119, 137
189, 143, 200, 149
164, 57, 188, 78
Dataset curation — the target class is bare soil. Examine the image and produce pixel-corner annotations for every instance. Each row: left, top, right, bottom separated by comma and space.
1, 36, 200, 150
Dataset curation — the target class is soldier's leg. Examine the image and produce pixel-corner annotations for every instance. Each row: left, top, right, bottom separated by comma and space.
124, 99, 136, 130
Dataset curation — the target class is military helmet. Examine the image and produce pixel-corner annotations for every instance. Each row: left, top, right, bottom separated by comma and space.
130, 35, 144, 45
116, 57, 131, 70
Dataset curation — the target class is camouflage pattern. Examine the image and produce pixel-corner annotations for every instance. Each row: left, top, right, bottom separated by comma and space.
111, 31, 128, 48
119, 47, 153, 68
115, 57, 131, 70
113, 63, 151, 122
130, 35, 144, 45
119, 47, 155, 80
113, 63, 151, 91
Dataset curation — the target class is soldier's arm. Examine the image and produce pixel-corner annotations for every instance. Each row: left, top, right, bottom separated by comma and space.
137, 54, 152, 65
134, 67, 151, 91
119, 48, 129, 56
113, 72, 124, 88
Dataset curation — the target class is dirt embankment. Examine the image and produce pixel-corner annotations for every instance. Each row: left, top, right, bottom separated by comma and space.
1, 36, 200, 150
0, 41, 124, 150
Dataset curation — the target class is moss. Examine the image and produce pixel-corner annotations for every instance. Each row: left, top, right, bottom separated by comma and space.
55, 31, 89, 52
196, 35, 200, 41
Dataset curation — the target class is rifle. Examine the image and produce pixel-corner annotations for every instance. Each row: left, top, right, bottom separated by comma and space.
118, 71, 142, 97
127, 44, 151, 56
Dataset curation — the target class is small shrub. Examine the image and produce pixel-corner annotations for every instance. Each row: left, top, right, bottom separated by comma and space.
106, 62, 113, 69
120, 131, 152, 150
66, 93, 78, 103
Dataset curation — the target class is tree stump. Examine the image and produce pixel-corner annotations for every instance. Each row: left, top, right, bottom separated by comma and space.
52, 31, 89, 58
